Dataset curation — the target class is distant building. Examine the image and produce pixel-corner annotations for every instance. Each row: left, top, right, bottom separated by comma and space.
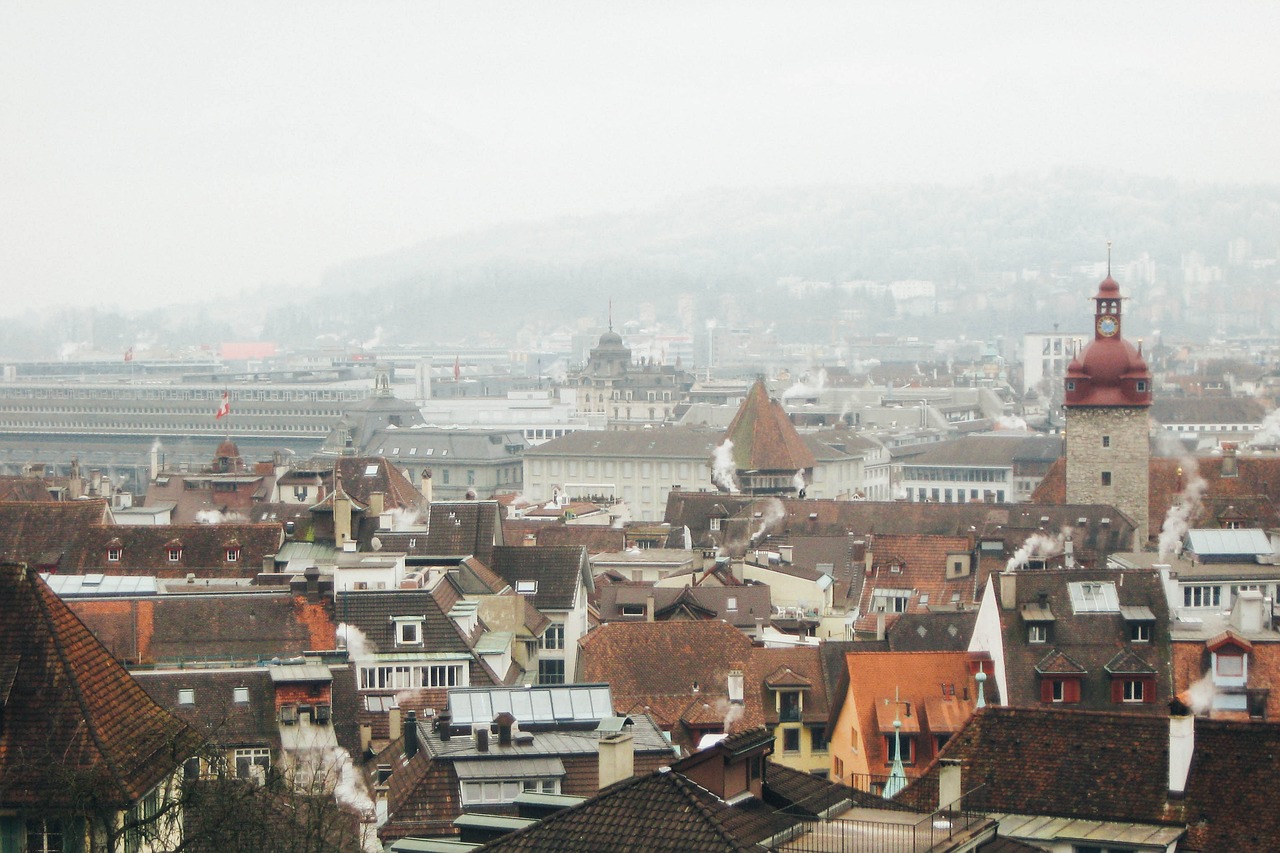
571, 328, 694, 430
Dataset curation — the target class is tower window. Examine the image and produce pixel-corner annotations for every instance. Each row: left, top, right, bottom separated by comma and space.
1101, 472, 1112, 486
1136, 381, 1148, 392
1066, 381, 1076, 391
1101, 436, 1110, 448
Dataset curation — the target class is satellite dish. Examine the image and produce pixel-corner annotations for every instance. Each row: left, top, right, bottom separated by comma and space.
370, 537, 382, 551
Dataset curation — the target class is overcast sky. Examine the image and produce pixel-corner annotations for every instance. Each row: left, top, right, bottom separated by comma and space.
3, 1, 1279, 316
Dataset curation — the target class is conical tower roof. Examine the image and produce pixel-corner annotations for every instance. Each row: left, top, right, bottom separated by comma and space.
0, 562, 202, 808
719, 380, 815, 472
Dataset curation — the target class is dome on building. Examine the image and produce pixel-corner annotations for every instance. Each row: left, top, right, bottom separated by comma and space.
1064, 276, 1152, 408
596, 329, 626, 348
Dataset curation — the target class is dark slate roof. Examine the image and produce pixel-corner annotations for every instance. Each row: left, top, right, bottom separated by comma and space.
998, 568, 1171, 712
134, 667, 281, 751
721, 380, 816, 473
0, 562, 202, 809
335, 587, 477, 656
901, 434, 1063, 468
902, 706, 1280, 853
886, 611, 979, 652
502, 520, 626, 555
1151, 397, 1266, 425
0, 477, 56, 502
595, 583, 772, 631
425, 502, 505, 566
490, 545, 590, 611
524, 426, 724, 460
477, 763, 804, 852
333, 456, 427, 514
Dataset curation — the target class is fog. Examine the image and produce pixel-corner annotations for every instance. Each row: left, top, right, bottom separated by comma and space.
3, 1, 1279, 315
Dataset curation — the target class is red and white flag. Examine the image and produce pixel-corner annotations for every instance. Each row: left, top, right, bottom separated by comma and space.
123, 347, 133, 363
215, 392, 230, 420
453, 356, 461, 382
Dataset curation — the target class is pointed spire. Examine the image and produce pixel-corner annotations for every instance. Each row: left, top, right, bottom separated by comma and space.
975, 669, 987, 709
882, 703, 907, 800
608, 299, 613, 333
1106, 240, 1112, 276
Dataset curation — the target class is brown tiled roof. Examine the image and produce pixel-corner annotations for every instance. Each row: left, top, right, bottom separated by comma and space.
502, 520, 626, 555
0, 477, 55, 502
0, 562, 202, 808
665, 492, 1137, 567
334, 456, 426, 514
68, 591, 334, 665
851, 533, 977, 633
721, 380, 816, 473
1151, 396, 1267, 425
0, 499, 112, 567
579, 621, 755, 746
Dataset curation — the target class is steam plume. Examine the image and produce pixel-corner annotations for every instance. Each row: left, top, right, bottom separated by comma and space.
781, 368, 828, 400
1006, 531, 1065, 572
712, 440, 739, 493
751, 498, 786, 543
338, 623, 376, 657
1158, 459, 1206, 560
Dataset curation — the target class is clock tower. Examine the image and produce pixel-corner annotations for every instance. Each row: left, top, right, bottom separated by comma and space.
1064, 274, 1153, 545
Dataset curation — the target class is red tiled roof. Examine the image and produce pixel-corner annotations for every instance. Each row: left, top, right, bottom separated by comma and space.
0, 562, 202, 808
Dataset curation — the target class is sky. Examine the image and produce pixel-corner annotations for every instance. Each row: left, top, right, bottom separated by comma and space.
2, 1, 1279, 316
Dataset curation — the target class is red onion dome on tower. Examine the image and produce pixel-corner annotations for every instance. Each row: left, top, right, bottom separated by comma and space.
1064, 276, 1152, 407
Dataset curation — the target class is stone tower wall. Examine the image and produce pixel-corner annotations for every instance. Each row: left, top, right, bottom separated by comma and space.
1065, 406, 1150, 545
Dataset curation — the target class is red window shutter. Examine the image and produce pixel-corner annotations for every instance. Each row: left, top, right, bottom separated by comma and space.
1111, 678, 1124, 703
1041, 678, 1054, 703
1144, 677, 1156, 703
1065, 678, 1081, 703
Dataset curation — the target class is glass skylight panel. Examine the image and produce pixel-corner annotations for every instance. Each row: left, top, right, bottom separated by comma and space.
511, 691, 533, 721
530, 691, 553, 720
550, 688, 573, 719
570, 689, 592, 719
590, 688, 613, 718
471, 692, 492, 722
1068, 581, 1120, 613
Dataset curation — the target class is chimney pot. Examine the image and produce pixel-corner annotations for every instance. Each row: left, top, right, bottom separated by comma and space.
404, 710, 419, 759
475, 727, 489, 752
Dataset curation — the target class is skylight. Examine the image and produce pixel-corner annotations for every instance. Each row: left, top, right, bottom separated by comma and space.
1068, 581, 1120, 613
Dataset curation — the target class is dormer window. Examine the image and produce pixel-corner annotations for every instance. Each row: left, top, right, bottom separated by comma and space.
107, 547, 122, 563
392, 616, 424, 646
167, 546, 183, 562
225, 547, 240, 562
516, 580, 538, 595
1029, 624, 1048, 644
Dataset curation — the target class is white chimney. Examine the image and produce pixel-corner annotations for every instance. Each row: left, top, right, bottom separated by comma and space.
727, 669, 744, 704
1231, 590, 1265, 633
1169, 706, 1195, 797
999, 571, 1017, 610
938, 759, 962, 811
598, 733, 634, 790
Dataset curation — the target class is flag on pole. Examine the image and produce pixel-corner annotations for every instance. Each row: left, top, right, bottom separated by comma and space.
453, 356, 461, 382
215, 392, 230, 419
123, 347, 133, 363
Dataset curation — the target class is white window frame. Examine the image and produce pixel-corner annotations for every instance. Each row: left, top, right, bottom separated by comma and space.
1123, 680, 1145, 703
1029, 624, 1048, 644
235, 747, 271, 784
107, 547, 121, 563
541, 624, 566, 650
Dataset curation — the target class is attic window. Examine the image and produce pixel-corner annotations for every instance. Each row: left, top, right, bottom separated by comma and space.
710, 518, 721, 531
178, 689, 195, 705
424, 448, 434, 456
364, 464, 379, 476
226, 547, 240, 562
167, 547, 183, 562
516, 581, 538, 595
234, 687, 250, 703
107, 547, 122, 563
1069, 581, 1120, 613
409, 447, 417, 455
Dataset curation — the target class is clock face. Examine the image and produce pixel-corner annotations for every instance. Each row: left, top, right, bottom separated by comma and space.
1097, 315, 1119, 337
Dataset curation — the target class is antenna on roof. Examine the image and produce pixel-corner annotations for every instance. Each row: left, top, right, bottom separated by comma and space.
1106, 240, 1113, 276
608, 299, 613, 333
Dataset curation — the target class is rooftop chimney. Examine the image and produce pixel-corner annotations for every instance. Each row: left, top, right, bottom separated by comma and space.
475, 727, 490, 753
646, 594, 655, 622
389, 708, 402, 743
437, 710, 452, 741
727, 668, 744, 704
598, 733, 635, 790
1169, 700, 1194, 797
495, 712, 515, 746
875, 611, 886, 642
369, 491, 385, 518
404, 710, 419, 760
938, 759, 962, 811
999, 571, 1017, 610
